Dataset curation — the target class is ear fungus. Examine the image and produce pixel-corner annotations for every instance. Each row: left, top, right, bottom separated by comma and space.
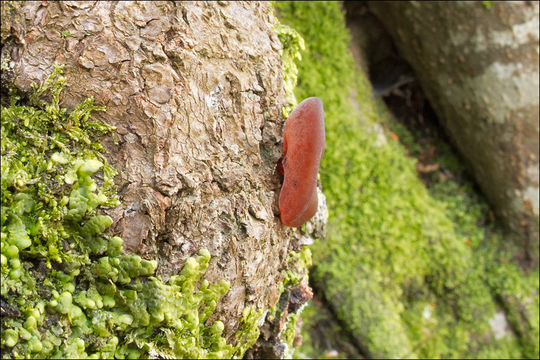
279, 97, 325, 227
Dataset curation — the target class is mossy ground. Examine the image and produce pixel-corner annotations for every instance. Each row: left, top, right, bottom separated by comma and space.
0, 65, 262, 359
273, 2, 539, 359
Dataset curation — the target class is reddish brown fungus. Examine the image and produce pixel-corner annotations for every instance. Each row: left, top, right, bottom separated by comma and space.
279, 97, 325, 227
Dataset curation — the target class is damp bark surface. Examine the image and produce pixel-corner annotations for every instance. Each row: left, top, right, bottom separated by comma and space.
1, 0, 302, 340
368, 1, 540, 267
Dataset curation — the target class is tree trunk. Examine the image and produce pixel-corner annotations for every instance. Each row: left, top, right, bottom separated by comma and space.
1, 0, 309, 349
369, 1, 539, 267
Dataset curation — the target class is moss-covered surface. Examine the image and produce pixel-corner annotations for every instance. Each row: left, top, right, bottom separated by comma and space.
273, 20, 305, 118
274, 1, 539, 359
279, 248, 312, 356
482, 1, 495, 10
0, 65, 262, 359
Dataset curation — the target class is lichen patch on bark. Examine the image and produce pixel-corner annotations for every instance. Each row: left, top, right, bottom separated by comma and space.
1, 0, 296, 339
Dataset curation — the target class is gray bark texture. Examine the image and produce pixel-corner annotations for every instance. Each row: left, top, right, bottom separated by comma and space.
369, 1, 539, 267
0, 0, 309, 339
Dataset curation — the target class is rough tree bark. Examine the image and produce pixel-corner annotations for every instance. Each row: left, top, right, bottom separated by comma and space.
1, 0, 314, 346
369, 1, 539, 267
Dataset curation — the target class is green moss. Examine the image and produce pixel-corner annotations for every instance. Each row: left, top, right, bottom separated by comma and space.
1, 65, 263, 359
277, 247, 313, 357
482, 1, 494, 10
1, 53, 12, 72
273, 20, 305, 117
274, 1, 538, 359
282, 247, 312, 290
280, 312, 300, 358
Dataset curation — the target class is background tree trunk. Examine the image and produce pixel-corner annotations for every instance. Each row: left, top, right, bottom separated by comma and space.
1, 0, 302, 342
369, 1, 540, 268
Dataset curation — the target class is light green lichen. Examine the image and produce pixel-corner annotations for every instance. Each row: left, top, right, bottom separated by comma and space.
272, 11, 305, 117
281, 312, 300, 358
282, 247, 312, 292
1, 53, 12, 72
1, 64, 263, 359
482, 1, 494, 10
